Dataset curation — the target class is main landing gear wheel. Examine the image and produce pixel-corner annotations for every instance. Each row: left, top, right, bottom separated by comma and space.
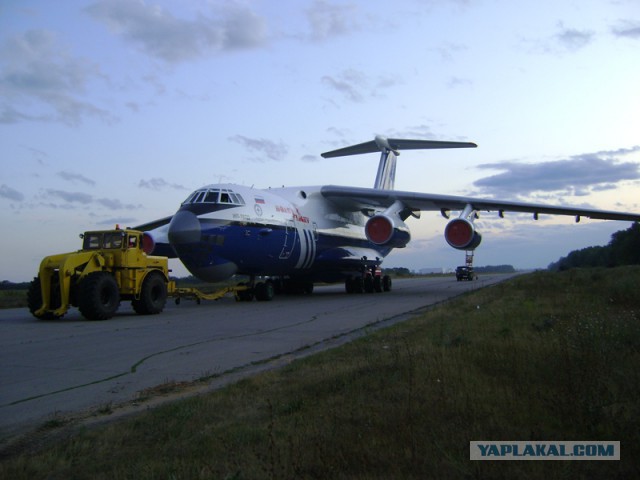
254, 281, 275, 301
345, 274, 391, 294
236, 282, 254, 302
345, 276, 364, 294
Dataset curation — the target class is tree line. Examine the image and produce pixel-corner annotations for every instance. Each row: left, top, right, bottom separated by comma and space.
548, 222, 640, 271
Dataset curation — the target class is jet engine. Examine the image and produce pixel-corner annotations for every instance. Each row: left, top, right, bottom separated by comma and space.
444, 218, 482, 250
142, 231, 177, 258
365, 205, 411, 248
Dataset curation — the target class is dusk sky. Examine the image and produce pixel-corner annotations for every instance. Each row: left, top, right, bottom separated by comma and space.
1, 0, 639, 281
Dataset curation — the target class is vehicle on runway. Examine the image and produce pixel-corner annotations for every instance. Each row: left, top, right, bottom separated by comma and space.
138, 136, 640, 300
28, 227, 172, 320
455, 266, 476, 282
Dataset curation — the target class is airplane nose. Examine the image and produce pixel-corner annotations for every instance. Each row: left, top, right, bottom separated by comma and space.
168, 210, 201, 245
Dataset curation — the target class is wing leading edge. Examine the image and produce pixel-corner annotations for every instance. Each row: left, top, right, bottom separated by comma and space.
321, 185, 640, 222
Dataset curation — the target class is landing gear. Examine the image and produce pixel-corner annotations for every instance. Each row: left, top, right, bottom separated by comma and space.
345, 267, 391, 294
236, 278, 275, 302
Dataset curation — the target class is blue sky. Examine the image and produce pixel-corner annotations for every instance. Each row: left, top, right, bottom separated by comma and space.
1, 0, 639, 281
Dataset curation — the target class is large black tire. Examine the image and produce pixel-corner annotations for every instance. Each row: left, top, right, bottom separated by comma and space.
364, 274, 374, 293
254, 281, 275, 301
27, 275, 62, 320
382, 275, 392, 292
352, 276, 364, 294
236, 282, 254, 302
132, 272, 168, 315
78, 272, 120, 320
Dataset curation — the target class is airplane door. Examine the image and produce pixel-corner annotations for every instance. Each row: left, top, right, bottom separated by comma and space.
279, 220, 297, 260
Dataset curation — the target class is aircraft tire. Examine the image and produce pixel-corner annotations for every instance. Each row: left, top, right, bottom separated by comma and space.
255, 281, 275, 301
132, 271, 168, 315
345, 277, 354, 293
78, 272, 120, 320
382, 275, 392, 292
237, 282, 254, 301
364, 274, 374, 293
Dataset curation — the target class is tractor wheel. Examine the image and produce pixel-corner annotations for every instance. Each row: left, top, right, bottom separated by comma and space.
132, 272, 168, 315
27, 275, 62, 320
78, 272, 120, 320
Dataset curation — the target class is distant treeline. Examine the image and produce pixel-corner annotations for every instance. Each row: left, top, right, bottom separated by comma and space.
0, 281, 30, 291
548, 222, 640, 271
474, 265, 516, 273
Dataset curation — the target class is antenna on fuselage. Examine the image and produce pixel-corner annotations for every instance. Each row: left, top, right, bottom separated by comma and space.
320, 135, 477, 191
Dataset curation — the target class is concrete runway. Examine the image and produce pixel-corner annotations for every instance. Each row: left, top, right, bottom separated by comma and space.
0, 274, 519, 441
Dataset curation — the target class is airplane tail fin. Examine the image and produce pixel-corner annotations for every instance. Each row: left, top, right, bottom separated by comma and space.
321, 135, 477, 190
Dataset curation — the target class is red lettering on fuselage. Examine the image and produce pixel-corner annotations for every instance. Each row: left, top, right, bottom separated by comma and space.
276, 205, 310, 223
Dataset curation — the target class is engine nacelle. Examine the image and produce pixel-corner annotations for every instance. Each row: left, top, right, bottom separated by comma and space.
365, 214, 411, 248
142, 231, 177, 258
444, 218, 482, 250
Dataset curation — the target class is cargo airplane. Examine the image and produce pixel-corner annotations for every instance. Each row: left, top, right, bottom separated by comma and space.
137, 136, 640, 300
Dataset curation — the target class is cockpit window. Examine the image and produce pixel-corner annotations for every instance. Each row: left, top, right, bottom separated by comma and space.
204, 191, 219, 203
181, 188, 246, 206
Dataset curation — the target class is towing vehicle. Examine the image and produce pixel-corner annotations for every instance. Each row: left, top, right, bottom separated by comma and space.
27, 227, 252, 321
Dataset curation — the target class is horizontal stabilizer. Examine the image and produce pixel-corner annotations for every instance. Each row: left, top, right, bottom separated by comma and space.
321, 136, 476, 158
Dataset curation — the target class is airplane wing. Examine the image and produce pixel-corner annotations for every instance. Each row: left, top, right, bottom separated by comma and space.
132, 215, 173, 232
320, 185, 640, 222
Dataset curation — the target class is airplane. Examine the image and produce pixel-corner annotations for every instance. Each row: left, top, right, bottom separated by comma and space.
137, 135, 640, 300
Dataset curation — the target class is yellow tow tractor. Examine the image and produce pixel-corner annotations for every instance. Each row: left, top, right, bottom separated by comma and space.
27, 226, 248, 321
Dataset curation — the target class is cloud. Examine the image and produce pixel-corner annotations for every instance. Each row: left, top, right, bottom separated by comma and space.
138, 177, 188, 190
46, 189, 93, 204
85, 0, 268, 63
305, 0, 359, 41
473, 146, 640, 198
229, 135, 289, 162
553, 23, 594, 51
301, 154, 319, 163
95, 217, 137, 226
611, 21, 640, 39
0, 29, 113, 125
0, 184, 25, 202
95, 198, 138, 210
322, 69, 398, 103
58, 171, 96, 186
433, 42, 468, 62
447, 76, 472, 88
44, 189, 138, 210
322, 69, 365, 102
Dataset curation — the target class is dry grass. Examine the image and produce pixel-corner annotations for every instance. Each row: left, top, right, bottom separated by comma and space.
2, 267, 639, 479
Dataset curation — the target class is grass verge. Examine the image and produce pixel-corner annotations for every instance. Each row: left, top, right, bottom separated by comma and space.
2, 267, 639, 479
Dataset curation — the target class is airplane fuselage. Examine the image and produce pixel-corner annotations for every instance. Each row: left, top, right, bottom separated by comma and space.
163, 184, 391, 283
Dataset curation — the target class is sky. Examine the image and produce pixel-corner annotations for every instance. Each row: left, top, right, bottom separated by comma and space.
1, 0, 639, 282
